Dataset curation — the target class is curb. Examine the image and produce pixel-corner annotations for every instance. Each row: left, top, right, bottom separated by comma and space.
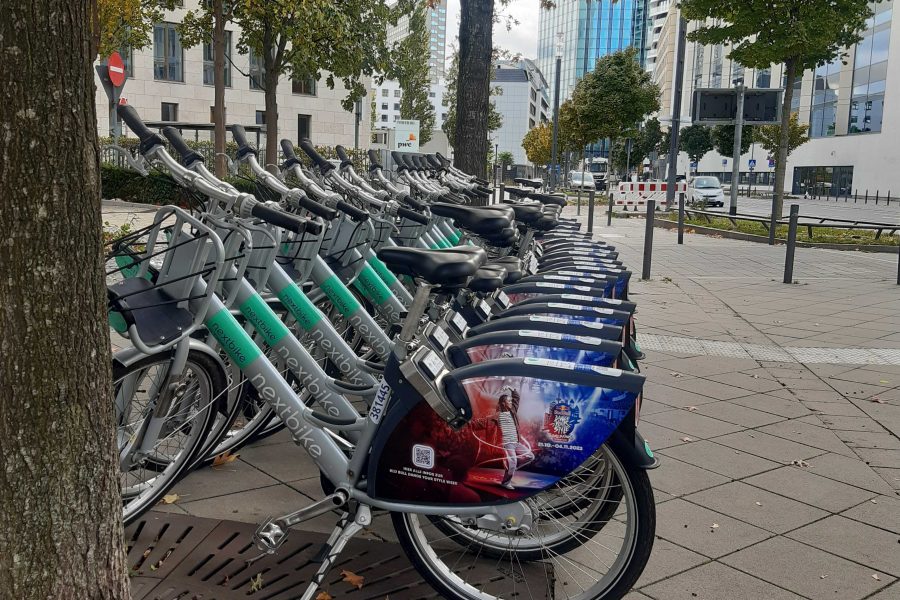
655, 219, 899, 253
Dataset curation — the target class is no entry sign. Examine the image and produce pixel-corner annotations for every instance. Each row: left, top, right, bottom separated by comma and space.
108, 52, 126, 88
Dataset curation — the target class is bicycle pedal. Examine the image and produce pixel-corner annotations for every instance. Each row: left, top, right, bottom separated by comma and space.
253, 518, 288, 554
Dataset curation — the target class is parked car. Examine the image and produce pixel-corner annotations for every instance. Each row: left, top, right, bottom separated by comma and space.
690, 176, 725, 207
568, 170, 597, 190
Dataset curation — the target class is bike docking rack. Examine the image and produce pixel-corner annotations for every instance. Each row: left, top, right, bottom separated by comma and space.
655, 205, 900, 285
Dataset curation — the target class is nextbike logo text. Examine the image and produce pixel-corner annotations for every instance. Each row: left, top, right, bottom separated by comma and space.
250, 372, 323, 458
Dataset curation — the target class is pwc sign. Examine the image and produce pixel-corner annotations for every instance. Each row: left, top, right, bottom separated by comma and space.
393, 119, 420, 152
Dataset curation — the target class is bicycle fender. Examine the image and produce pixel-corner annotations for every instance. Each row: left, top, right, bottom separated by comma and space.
608, 422, 659, 470
112, 338, 228, 381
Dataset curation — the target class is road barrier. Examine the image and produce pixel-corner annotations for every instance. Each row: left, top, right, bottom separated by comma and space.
616, 181, 687, 212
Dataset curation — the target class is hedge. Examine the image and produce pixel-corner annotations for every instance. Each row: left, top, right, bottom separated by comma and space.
101, 164, 261, 206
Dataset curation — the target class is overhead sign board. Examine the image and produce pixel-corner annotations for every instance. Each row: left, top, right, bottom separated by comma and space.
393, 119, 420, 152
693, 88, 782, 125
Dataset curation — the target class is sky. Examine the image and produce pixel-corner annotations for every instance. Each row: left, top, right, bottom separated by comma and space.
444, 0, 542, 64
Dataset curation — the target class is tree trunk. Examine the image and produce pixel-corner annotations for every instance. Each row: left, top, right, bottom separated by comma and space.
263, 24, 280, 172
0, 1, 128, 599
773, 58, 796, 218
213, 0, 227, 177
454, 0, 494, 185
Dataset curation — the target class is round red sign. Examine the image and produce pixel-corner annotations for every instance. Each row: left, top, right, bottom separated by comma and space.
107, 51, 126, 88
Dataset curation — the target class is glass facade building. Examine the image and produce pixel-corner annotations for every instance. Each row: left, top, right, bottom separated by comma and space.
537, 0, 648, 104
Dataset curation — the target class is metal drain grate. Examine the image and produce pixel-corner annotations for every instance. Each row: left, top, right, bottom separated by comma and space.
126, 512, 552, 599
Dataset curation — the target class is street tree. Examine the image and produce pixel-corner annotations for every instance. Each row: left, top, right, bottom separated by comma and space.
232, 0, 401, 168
180, 0, 234, 176
2, 0, 130, 597
563, 47, 660, 179
681, 0, 874, 215
96, 0, 176, 56
522, 122, 552, 166
679, 124, 714, 163
498, 151, 514, 167
754, 112, 809, 165
711, 124, 754, 157
611, 118, 664, 175
389, 0, 435, 145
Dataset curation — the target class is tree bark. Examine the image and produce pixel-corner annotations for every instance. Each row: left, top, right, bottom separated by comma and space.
454, 0, 494, 184
773, 58, 797, 218
263, 22, 280, 172
0, 1, 129, 599
213, 0, 227, 177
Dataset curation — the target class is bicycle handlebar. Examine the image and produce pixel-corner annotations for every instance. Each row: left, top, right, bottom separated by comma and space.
231, 124, 258, 159
398, 192, 427, 211
298, 138, 334, 173
367, 149, 383, 171
251, 201, 321, 235
397, 206, 429, 225
335, 145, 354, 168
117, 105, 165, 154
335, 200, 369, 222
161, 126, 205, 167
280, 139, 303, 169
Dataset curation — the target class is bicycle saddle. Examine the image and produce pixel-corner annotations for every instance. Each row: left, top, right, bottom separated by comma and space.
504, 202, 543, 224
489, 256, 524, 283
529, 193, 568, 207
376, 247, 485, 287
429, 203, 511, 235
467, 266, 506, 293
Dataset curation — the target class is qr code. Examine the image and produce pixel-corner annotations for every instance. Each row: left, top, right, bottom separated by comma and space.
412, 444, 435, 469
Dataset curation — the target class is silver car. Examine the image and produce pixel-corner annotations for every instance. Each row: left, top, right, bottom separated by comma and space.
690, 176, 725, 207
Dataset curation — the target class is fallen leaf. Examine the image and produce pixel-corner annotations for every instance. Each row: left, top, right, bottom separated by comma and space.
755, 502, 762, 506
342, 570, 365, 590
791, 459, 811, 468
212, 451, 240, 467
249, 573, 264, 592
670, 372, 683, 378
873, 574, 882, 581
871, 397, 886, 404
160, 494, 179, 504
315, 592, 333, 600
685, 406, 697, 412
879, 380, 889, 384
871, 499, 878, 504
752, 374, 759, 379
681, 437, 694, 442
710, 523, 720, 531
820, 574, 828, 579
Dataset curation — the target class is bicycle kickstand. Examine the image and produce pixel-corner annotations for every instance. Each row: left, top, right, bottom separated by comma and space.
299, 504, 372, 600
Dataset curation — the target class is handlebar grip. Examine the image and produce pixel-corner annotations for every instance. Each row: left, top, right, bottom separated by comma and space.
367, 149, 383, 171
298, 138, 334, 173
251, 202, 316, 235
280, 139, 302, 168
335, 145, 354, 168
390, 151, 407, 171
435, 152, 451, 168
161, 126, 205, 167
336, 200, 369, 222
231, 124, 258, 159
425, 154, 443, 169
397, 206, 430, 225
117, 105, 165, 155
295, 193, 339, 221
398, 192, 427, 212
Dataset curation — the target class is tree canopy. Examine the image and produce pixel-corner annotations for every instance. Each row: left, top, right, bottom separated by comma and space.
754, 112, 809, 164
679, 124, 714, 163
681, 0, 875, 214
711, 124, 754, 157
522, 122, 552, 166
95, 0, 177, 57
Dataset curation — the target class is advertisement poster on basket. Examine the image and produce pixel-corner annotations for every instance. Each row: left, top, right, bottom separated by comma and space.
394, 119, 420, 152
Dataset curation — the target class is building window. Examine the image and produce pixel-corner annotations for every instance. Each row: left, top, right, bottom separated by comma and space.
529, 104, 536, 116
792, 166, 854, 197
298, 114, 311, 140
710, 44, 723, 87
120, 46, 134, 78
161, 102, 178, 122
441, 113, 447, 121
203, 31, 232, 87
849, 13, 891, 135
381, 102, 388, 110
249, 49, 265, 90
153, 23, 183, 82
529, 118, 536, 129
382, 89, 388, 97
292, 75, 316, 95
394, 102, 400, 111
381, 114, 388, 122
394, 89, 401, 97
809, 58, 840, 138
755, 67, 771, 88
429, 91, 436, 98
255, 110, 266, 125
530, 88, 537, 102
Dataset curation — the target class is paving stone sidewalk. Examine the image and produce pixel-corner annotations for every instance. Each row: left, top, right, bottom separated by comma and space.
110, 199, 900, 599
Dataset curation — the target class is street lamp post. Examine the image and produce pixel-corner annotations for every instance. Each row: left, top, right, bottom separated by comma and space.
550, 32, 563, 191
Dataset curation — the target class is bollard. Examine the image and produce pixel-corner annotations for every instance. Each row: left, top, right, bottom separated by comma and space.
577, 187, 582, 216
678, 191, 685, 244
768, 192, 778, 245
783, 204, 800, 284
607, 191, 614, 226
854, 190, 858, 203
499, 183, 505, 205
897, 243, 900, 285
865, 190, 869, 204
876, 190, 880, 205
587, 190, 595, 234
888, 191, 892, 206
642, 200, 655, 280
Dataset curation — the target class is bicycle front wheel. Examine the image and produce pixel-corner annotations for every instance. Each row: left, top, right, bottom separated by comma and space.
392, 444, 655, 600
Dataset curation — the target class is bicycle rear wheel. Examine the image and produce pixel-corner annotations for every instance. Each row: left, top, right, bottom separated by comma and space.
116, 350, 224, 524
392, 444, 655, 600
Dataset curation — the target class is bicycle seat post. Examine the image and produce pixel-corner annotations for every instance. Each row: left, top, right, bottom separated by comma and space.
398, 282, 434, 346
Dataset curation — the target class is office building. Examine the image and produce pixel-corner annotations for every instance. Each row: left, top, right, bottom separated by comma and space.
386, 0, 448, 83
373, 78, 448, 129
653, 1, 898, 194
537, 0, 649, 103
95, 1, 368, 149
490, 60, 551, 165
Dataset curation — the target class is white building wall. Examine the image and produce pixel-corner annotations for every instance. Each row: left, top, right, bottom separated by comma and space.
97, 2, 368, 149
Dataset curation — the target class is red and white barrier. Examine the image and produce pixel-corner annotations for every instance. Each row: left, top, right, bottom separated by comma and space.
613, 180, 688, 211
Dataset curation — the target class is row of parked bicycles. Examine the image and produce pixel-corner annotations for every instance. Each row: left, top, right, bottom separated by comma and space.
107, 103, 658, 600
